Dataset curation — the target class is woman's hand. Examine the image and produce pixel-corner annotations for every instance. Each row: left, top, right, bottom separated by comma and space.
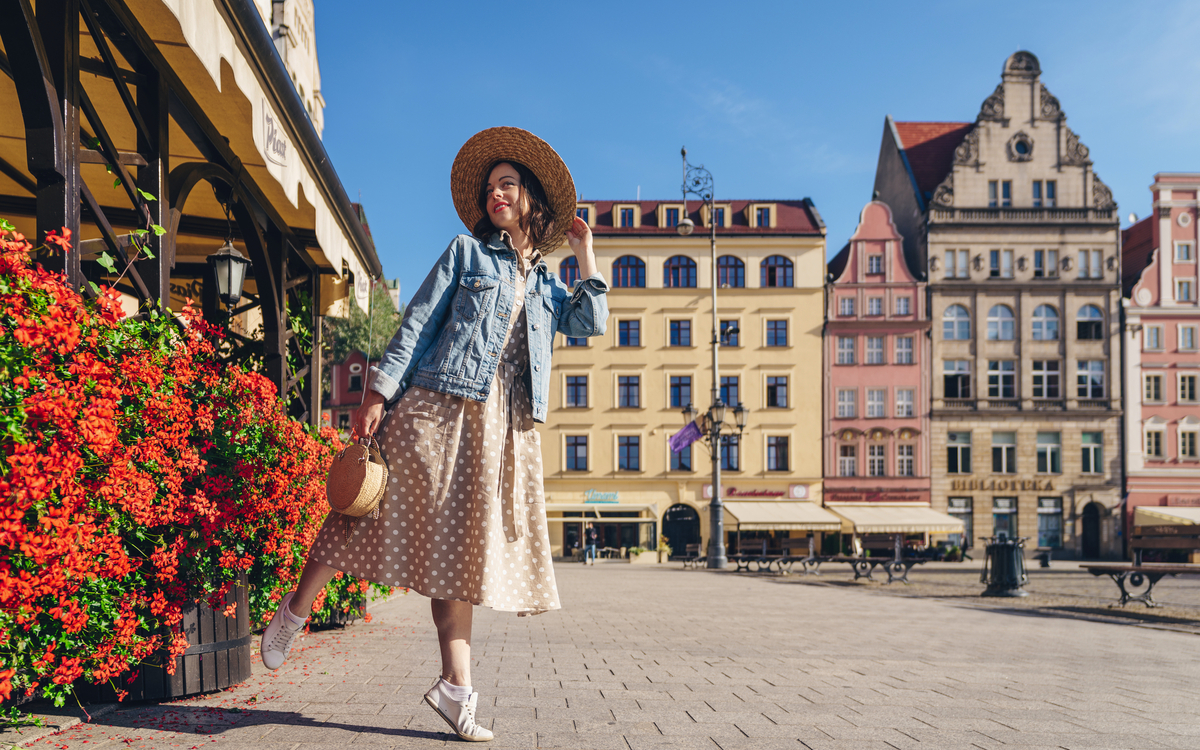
354, 389, 388, 440
565, 216, 598, 279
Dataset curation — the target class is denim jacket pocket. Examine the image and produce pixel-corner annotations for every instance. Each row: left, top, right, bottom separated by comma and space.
455, 272, 500, 320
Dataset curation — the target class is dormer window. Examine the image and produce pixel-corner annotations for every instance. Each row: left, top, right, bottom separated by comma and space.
576, 207, 589, 223
747, 203, 776, 228
757, 207, 770, 226
612, 203, 641, 228
620, 208, 634, 227
657, 203, 685, 228
703, 203, 732, 228
576, 203, 596, 228
665, 208, 679, 227
867, 255, 883, 274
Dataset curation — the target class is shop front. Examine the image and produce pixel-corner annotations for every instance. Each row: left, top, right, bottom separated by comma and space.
826, 503, 964, 557
721, 500, 841, 556
545, 490, 666, 559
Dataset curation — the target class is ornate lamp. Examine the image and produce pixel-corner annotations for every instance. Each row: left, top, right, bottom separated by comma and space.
682, 402, 697, 425
676, 217, 695, 236
207, 240, 251, 307
733, 402, 747, 431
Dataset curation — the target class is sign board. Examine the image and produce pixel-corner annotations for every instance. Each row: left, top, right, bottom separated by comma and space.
1167, 496, 1200, 507
702, 485, 804, 499
262, 101, 289, 167
824, 491, 930, 504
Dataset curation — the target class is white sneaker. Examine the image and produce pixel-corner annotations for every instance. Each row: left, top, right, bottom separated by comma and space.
260, 591, 306, 670
423, 678, 494, 742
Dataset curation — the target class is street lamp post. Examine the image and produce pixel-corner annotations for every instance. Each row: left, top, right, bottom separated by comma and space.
677, 147, 748, 569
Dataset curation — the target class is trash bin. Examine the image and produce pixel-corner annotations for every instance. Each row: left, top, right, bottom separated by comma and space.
980, 535, 1029, 597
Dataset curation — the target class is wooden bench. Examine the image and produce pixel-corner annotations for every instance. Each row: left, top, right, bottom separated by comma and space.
775, 537, 823, 575
1084, 523, 1200, 607
822, 534, 929, 584
677, 543, 706, 569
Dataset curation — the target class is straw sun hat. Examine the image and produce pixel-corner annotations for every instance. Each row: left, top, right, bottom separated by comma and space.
450, 127, 576, 254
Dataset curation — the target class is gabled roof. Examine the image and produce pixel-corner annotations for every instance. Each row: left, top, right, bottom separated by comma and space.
893, 122, 973, 197
584, 199, 824, 236
1122, 216, 1155, 296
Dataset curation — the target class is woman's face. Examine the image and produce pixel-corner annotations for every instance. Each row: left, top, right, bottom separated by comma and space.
485, 162, 526, 233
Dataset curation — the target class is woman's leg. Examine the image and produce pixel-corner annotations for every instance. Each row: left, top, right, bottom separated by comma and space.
431, 599, 473, 687
289, 556, 339, 617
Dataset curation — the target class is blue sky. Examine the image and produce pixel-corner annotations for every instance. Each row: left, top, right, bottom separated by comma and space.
314, 0, 1200, 301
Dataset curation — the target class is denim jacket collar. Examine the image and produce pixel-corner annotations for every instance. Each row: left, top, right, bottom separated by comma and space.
488, 231, 548, 275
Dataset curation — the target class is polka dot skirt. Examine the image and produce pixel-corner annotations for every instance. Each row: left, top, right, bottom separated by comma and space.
310, 257, 560, 615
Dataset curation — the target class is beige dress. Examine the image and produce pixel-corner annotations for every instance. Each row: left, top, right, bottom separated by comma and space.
310, 254, 560, 615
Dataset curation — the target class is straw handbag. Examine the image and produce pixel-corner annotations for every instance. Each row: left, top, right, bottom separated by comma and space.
325, 435, 389, 518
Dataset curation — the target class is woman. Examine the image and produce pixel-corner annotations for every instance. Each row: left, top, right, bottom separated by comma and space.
259, 127, 608, 742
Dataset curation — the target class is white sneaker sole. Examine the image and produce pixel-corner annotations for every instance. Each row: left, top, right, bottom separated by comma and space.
423, 694, 493, 742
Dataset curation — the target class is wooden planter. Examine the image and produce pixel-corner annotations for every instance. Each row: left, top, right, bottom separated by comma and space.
76, 573, 251, 703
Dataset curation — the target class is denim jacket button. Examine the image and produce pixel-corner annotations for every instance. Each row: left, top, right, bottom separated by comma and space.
534, 365, 541, 372
532, 324, 539, 331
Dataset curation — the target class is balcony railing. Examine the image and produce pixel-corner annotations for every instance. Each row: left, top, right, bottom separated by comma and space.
1077, 399, 1110, 410
1031, 399, 1065, 411
985, 399, 1021, 410
942, 399, 976, 409
930, 207, 1116, 223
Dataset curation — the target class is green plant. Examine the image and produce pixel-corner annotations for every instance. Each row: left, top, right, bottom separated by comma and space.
627, 547, 647, 557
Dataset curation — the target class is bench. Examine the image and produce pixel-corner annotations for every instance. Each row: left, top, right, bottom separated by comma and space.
677, 543, 707, 569
822, 535, 929, 584
1084, 523, 1200, 607
775, 537, 823, 575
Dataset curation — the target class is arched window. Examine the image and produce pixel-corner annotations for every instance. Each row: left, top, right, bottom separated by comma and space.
717, 255, 745, 288
611, 256, 646, 288
761, 255, 794, 287
1032, 304, 1059, 341
987, 305, 1015, 341
559, 256, 580, 288
1078, 304, 1104, 340
663, 255, 698, 288
943, 304, 971, 340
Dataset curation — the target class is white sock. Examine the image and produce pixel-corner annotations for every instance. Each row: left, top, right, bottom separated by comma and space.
442, 678, 472, 701
282, 597, 307, 626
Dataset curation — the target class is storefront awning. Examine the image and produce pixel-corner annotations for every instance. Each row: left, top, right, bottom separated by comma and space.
1133, 506, 1200, 526
828, 505, 965, 534
722, 502, 842, 532
545, 503, 658, 519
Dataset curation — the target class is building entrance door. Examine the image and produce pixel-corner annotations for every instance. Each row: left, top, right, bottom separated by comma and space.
1081, 502, 1102, 558
662, 504, 700, 554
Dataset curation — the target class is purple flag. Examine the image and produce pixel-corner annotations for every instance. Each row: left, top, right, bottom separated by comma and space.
669, 420, 703, 453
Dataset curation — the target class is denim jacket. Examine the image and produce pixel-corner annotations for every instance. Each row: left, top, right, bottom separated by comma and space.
367, 233, 609, 422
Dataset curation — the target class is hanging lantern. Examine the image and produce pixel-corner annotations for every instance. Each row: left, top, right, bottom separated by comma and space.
207, 240, 250, 307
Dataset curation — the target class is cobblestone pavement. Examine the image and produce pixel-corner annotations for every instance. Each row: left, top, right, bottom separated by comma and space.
10, 562, 1200, 750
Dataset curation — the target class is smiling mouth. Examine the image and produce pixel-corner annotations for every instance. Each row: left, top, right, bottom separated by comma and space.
493, 202, 509, 214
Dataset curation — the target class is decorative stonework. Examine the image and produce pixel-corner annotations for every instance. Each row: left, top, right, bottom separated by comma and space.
1006, 51, 1041, 76
1040, 85, 1063, 120
953, 128, 980, 166
1093, 175, 1116, 210
1159, 205, 1173, 218
928, 255, 941, 272
978, 84, 1005, 122
931, 174, 954, 207
1061, 128, 1091, 167
1007, 131, 1034, 162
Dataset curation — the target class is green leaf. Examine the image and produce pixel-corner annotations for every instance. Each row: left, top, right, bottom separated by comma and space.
141, 247, 155, 259
137, 188, 157, 202
97, 251, 117, 273
0, 218, 14, 232
151, 224, 166, 237
130, 229, 148, 236
88, 281, 101, 295
112, 177, 122, 188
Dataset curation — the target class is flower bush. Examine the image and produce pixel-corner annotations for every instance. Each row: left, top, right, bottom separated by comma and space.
0, 223, 387, 710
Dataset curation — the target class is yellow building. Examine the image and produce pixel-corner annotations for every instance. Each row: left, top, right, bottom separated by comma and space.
540, 199, 827, 559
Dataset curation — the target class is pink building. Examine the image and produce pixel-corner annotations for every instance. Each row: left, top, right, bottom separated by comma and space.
823, 202, 933, 544
1123, 173, 1200, 556
321, 350, 379, 437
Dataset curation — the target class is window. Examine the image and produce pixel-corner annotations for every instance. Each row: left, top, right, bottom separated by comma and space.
1182, 431, 1198, 460
756, 207, 771, 227
766, 320, 788, 347
761, 256, 794, 287
1178, 279, 1195, 302
669, 320, 692, 347
896, 444, 915, 477
988, 180, 998, 208
767, 437, 789, 471
1181, 374, 1198, 403
1146, 326, 1163, 350
617, 376, 640, 408
948, 498, 974, 548
663, 255, 697, 288
612, 256, 646, 288
1076, 360, 1105, 399
766, 376, 787, 408
896, 297, 911, 315
948, 432, 972, 474
1146, 429, 1164, 458
717, 256, 745, 288
868, 444, 886, 477
619, 207, 635, 228
1033, 249, 1058, 278
565, 336, 588, 347
944, 360, 972, 399
618, 320, 641, 347
1037, 432, 1062, 474
337, 412, 350, 431
943, 304, 971, 340
1177, 242, 1194, 262
720, 320, 740, 346
992, 432, 1017, 474
839, 297, 856, 316
1001, 180, 1012, 207
836, 388, 856, 418
895, 336, 914, 364
669, 376, 691, 409
576, 207, 590, 223
1032, 305, 1059, 340
1032, 360, 1061, 399
670, 443, 692, 471
1078, 249, 1104, 279
836, 336, 856, 365
664, 207, 680, 227
866, 389, 886, 418
993, 497, 1017, 539
566, 375, 588, 407
712, 207, 725, 226
618, 436, 640, 470
1181, 326, 1198, 351
867, 255, 883, 274
1081, 432, 1103, 473
348, 374, 363, 392
987, 305, 1014, 340
1037, 498, 1063, 548
866, 336, 885, 364
720, 376, 739, 407
989, 249, 1014, 278
1046, 180, 1056, 207
896, 389, 914, 417
1032, 180, 1043, 208
987, 360, 1016, 399
560, 256, 580, 288
1144, 374, 1163, 403
945, 249, 970, 279
867, 297, 883, 316
838, 444, 857, 476
566, 436, 588, 471
1077, 305, 1104, 340
721, 435, 740, 471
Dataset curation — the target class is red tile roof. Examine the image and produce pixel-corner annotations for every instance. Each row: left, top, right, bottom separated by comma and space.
894, 122, 973, 196
584, 199, 823, 236
1122, 216, 1155, 296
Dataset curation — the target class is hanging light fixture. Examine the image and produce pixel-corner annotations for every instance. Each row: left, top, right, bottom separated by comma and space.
207, 199, 250, 307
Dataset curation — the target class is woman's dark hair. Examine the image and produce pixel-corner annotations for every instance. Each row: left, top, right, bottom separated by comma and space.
472, 161, 554, 248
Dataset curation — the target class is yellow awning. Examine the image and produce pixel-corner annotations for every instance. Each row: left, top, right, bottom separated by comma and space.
828, 505, 965, 534
722, 501, 842, 532
1133, 506, 1200, 526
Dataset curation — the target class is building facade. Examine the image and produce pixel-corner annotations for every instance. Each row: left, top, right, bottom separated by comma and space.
323, 350, 380, 438
1123, 173, 1200, 548
540, 198, 826, 557
874, 51, 1123, 557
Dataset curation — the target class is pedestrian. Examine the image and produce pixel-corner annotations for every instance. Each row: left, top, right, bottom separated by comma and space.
259, 127, 609, 742
584, 522, 599, 565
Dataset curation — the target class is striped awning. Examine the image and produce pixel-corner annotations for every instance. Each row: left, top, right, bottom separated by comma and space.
828, 505, 965, 534
722, 501, 842, 532
1133, 506, 1200, 526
